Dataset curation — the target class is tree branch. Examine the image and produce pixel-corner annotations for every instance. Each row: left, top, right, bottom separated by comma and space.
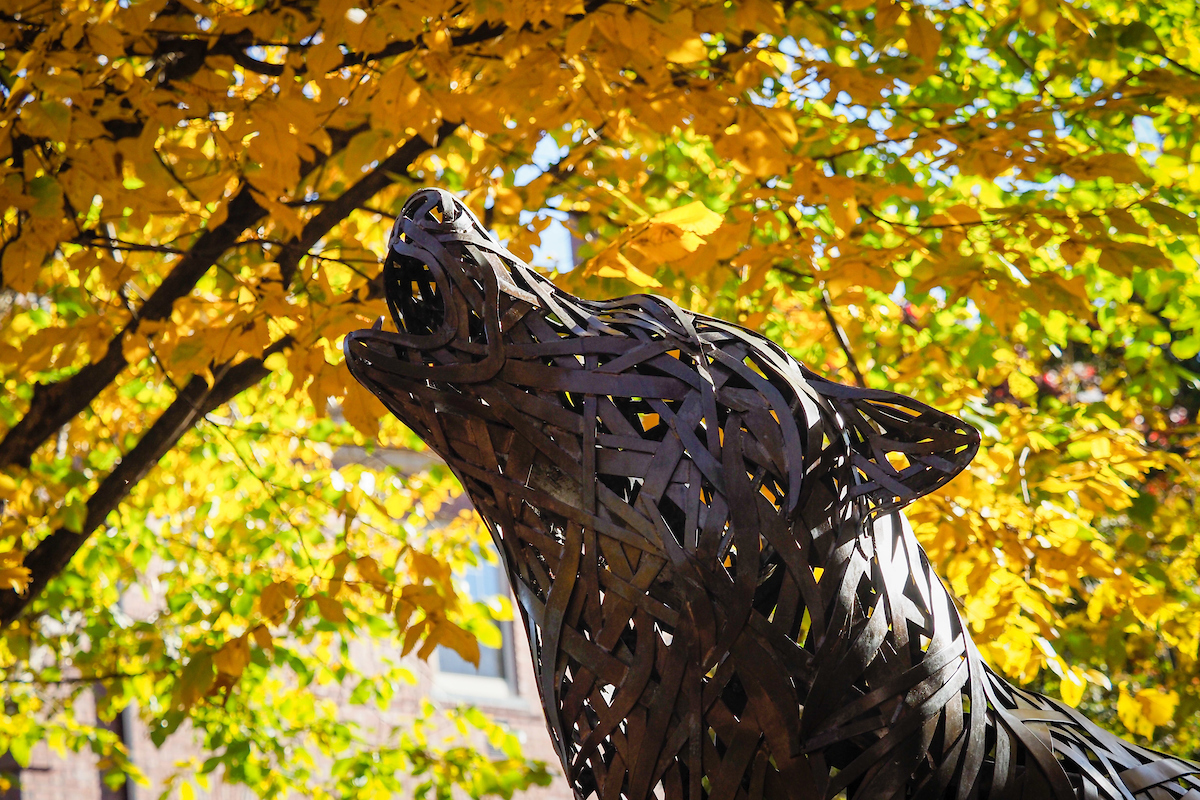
818, 288, 866, 387
277, 120, 460, 288
213, 22, 509, 77
0, 186, 268, 471
0, 118, 388, 472
0, 337, 292, 625
775, 211, 867, 387
0, 119, 459, 619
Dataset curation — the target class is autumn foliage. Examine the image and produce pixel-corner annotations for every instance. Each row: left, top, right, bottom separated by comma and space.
2, 0, 1200, 795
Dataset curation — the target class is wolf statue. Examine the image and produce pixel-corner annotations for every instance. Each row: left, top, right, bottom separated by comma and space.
345, 188, 1200, 800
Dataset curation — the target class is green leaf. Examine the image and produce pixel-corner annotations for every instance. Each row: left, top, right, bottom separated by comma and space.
1171, 335, 1200, 361
60, 499, 86, 534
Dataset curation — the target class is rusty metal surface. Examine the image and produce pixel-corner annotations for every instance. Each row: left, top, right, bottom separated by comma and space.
345, 188, 1200, 800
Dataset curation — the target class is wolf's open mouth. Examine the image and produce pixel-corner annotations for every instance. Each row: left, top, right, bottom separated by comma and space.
345, 187, 549, 389
376, 187, 475, 344
385, 235, 445, 339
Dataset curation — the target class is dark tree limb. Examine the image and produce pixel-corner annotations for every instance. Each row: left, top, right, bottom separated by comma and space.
0, 121, 367, 472
0, 185, 268, 471
0, 338, 292, 625
0, 123, 457, 622
276, 120, 460, 287
213, 22, 508, 77
0, 125, 447, 472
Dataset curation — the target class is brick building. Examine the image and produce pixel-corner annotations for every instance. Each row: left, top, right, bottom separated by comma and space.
6, 576, 573, 800
4, 448, 575, 800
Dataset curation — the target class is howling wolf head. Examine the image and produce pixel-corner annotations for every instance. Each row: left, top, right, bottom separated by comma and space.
344, 188, 979, 519
344, 188, 998, 800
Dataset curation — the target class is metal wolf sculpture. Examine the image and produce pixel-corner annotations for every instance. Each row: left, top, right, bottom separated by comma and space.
345, 188, 1200, 800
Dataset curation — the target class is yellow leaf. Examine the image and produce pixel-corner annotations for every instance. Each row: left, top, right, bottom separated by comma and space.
596, 258, 662, 288
907, 14, 940, 66
628, 225, 704, 263
1067, 153, 1147, 184
1105, 207, 1145, 237
827, 185, 859, 234
315, 593, 348, 623
1118, 684, 1159, 739
409, 550, 451, 584
384, 491, 412, 518
1, 235, 47, 293
258, 581, 288, 622
342, 129, 388, 177
756, 49, 790, 74
652, 201, 723, 235
327, 550, 351, 598
1008, 372, 1038, 400
875, 0, 903, 29
402, 617, 428, 657
356, 556, 388, 592
1137, 687, 1178, 727
0, 551, 30, 594
435, 621, 480, 666
469, 617, 503, 649
664, 38, 708, 63
251, 626, 272, 650
393, 598, 416, 631
1098, 241, 1169, 276
945, 204, 982, 225
341, 388, 382, 439
564, 19, 593, 55
87, 22, 125, 57
1059, 667, 1086, 708
213, 635, 251, 678
492, 186, 522, 217
176, 653, 215, 710
20, 101, 71, 141
264, 351, 288, 372
306, 39, 343, 74
1140, 200, 1198, 234
121, 331, 151, 365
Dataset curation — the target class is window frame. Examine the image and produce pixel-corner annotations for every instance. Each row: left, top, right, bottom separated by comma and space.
432, 560, 521, 703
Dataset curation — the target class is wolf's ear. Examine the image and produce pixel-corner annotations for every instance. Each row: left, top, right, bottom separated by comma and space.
804, 370, 980, 510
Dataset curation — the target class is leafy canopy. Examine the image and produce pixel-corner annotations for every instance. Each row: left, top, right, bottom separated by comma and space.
3, 0, 1200, 795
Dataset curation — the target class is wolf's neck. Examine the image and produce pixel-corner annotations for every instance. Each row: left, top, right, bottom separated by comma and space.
792, 510, 982, 789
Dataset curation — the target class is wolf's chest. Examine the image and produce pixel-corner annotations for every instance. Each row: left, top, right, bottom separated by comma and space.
418, 376, 838, 797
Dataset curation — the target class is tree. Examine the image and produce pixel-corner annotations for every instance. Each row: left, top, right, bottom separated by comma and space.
2, 0, 1200, 795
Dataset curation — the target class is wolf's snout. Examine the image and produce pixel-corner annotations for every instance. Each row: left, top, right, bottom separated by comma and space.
344, 188, 549, 390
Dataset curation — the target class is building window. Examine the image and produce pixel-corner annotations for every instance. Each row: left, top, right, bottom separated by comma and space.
434, 559, 517, 700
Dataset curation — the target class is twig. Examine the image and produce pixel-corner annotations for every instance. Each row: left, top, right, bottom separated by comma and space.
818, 287, 865, 387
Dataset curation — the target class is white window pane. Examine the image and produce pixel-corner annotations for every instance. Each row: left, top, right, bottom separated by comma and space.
436, 559, 509, 681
